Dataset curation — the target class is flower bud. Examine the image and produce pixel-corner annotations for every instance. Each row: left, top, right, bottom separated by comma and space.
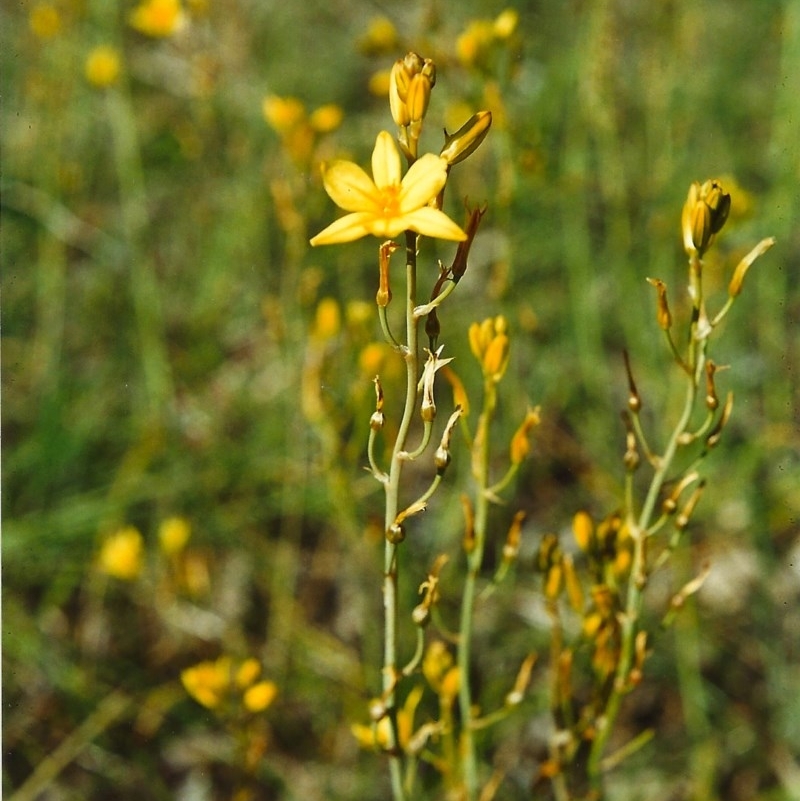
389, 59, 411, 127
510, 406, 541, 464
728, 237, 776, 297
406, 73, 431, 124
483, 332, 509, 381
440, 111, 492, 166
681, 179, 731, 257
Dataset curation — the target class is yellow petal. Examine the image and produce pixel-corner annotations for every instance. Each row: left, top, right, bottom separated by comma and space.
310, 212, 373, 245
322, 161, 378, 212
399, 207, 467, 241
371, 131, 402, 188
398, 154, 449, 212
243, 680, 278, 712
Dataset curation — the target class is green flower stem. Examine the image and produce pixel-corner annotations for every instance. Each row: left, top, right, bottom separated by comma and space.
457, 378, 497, 801
383, 231, 421, 801
10, 690, 130, 801
587, 254, 708, 792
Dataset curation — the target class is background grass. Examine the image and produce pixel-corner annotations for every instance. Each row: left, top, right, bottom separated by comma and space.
2, 1, 799, 799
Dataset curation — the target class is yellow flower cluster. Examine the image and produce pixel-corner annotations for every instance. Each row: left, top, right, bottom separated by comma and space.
469, 315, 510, 383
181, 656, 278, 713
262, 95, 343, 166
456, 9, 519, 66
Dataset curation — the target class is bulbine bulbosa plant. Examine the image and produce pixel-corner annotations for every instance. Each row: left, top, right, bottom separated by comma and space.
309, 52, 774, 801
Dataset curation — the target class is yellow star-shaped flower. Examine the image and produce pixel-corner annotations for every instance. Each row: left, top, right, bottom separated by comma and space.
310, 131, 467, 246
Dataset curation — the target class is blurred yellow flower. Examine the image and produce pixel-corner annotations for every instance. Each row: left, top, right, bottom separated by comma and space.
181, 656, 232, 709
310, 131, 466, 246
439, 667, 460, 704
85, 46, 121, 88
29, 3, 61, 38
368, 69, 392, 97
358, 342, 388, 376
182, 656, 277, 713
309, 104, 344, 134
97, 526, 143, 580
358, 16, 399, 55
422, 640, 453, 693
235, 658, 261, 688
129, 0, 186, 38
456, 20, 494, 65
158, 516, 191, 554
311, 297, 341, 340
493, 8, 519, 38
243, 681, 278, 712
262, 95, 305, 134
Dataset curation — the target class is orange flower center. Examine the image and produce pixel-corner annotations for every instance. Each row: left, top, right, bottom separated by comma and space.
378, 184, 402, 216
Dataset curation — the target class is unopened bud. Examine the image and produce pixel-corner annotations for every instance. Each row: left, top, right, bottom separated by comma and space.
406, 73, 431, 123
510, 406, 541, 464
420, 58, 436, 86
483, 332, 509, 381
728, 237, 776, 297
389, 60, 412, 127
403, 51, 424, 78
572, 511, 593, 552
681, 179, 731, 257
439, 110, 492, 167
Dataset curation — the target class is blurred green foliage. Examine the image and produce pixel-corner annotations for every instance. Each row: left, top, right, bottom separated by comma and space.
2, 1, 799, 799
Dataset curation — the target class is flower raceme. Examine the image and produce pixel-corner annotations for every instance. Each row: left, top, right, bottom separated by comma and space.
309, 131, 467, 246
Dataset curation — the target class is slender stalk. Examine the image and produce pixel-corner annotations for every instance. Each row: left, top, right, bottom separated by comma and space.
382, 231, 420, 801
587, 254, 707, 791
457, 379, 496, 800
10, 691, 130, 801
